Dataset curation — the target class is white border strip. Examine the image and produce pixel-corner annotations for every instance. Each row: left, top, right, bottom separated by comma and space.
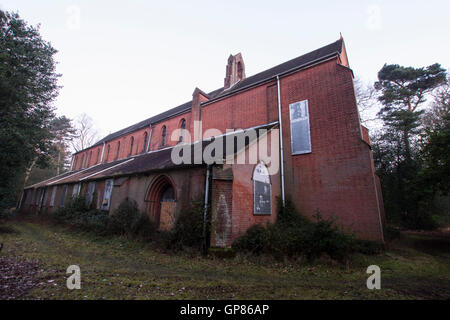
80, 158, 135, 181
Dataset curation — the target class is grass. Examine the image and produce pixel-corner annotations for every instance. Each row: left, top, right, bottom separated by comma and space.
1, 218, 449, 300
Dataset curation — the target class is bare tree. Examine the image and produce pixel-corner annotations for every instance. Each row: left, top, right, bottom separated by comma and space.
71, 113, 99, 152
354, 77, 382, 131
423, 77, 449, 130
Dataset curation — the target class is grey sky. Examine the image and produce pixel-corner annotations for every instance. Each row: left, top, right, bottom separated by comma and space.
2, 0, 449, 139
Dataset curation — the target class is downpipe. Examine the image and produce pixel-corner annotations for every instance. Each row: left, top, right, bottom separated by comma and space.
276, 75, 286, 208
202, 165, 211, 256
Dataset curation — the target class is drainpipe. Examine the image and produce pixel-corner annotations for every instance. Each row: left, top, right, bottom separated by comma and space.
276, 75, 286, 207
146, 124, 153, 153
100, 142, 106, 163
202, 165, 211, 256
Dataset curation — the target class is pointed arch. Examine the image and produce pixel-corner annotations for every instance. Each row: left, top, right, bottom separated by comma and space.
142, 131, 148, 153
145, 175, 177, 229
179, 118, 186, 142
253, 162, 271, 214
161, 125, 167, 147
129, 136, 134, 156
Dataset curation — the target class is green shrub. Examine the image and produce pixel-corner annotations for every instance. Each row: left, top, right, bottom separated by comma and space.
107, 197, 137, 236
233, 200, 379, 261
53, 196, 108, 232
385, 225, 402, 241
275, 197, 307, 228
108, 197, 156, 240
169, 199, 209, 250
51, 196, 154, 240
232, 224, 270, 254
131, 212, 156, 241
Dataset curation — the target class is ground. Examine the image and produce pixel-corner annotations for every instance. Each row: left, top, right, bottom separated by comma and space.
0, 219, 449, 300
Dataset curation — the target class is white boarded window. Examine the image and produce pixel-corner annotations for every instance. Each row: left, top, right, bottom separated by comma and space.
50, 186, 57, 206
59, 185, 68, 207
72, 183, 81, 198
101, 179, 114, 211
253, 162, 271, 215
86, 182, 96, 207
43, 187, 50, 207
289, 100, 311, 155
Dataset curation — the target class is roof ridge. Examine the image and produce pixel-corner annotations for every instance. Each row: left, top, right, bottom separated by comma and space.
77, 38, 342, 154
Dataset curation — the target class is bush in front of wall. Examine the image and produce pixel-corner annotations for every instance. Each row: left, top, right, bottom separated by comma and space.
233, 198, 381, 261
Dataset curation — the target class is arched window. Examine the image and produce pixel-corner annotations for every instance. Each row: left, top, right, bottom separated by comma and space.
129, 136, 134, 156
179, 119, 186, 142
88, 150, 92, 167
142, 132, 148, 153
161, 125, 167, 147
105, 144, 110, 163
115, 141, 120, 160
253, 162, 271, 214
81, 154, 86, 168
237, 61, 243, 79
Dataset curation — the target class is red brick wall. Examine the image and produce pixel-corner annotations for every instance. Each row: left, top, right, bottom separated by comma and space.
73, 111, 191, 169
202, 84, 275, 134
230, 135, 280, 243
203, 58, 383, 242
149, 113, 192, 150
279, 61, 383, 241
61, 53, 383, 242
211, 178, 233, 247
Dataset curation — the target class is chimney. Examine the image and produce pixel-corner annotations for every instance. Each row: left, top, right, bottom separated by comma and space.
224, 53, 246, 89
191, 87, 210, 141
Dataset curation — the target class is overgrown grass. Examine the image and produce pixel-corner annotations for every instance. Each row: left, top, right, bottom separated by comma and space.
0, 219, 449, 299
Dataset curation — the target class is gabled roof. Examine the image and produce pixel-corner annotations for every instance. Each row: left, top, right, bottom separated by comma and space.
77, 38, 343, 153
28, 122, 278, 188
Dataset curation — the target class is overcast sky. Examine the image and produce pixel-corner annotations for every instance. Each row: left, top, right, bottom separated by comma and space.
2, 0, 449, 139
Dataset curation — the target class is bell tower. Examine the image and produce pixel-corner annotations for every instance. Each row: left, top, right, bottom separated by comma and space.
224, 53, 246, 89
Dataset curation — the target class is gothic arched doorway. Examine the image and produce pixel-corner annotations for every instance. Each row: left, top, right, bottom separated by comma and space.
146, 175, 176, 231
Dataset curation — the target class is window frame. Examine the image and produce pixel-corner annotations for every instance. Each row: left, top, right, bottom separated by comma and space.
142, 132, 148, 153
253, 162, 272, 215
101, 179, 114, 211
129, 136, 134, 156
161, 125, 167, 147
50, 186, 57, 207
289, 99, 312, 155
179, 119, 186, 142
59, 185, 68, 207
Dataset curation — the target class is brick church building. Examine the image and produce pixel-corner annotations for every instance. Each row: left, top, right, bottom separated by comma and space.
19, 37, 385, 245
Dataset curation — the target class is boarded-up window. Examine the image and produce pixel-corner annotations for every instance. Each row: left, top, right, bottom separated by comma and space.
72, 183, 81, 198
86, 182, 96, 206
289, 100, 311, 155
253, 162, 271, 214
34, 189, 40, 205
43, 187, 49, 207
101, 179, 114, 211
50, 186, 57, 206
59, 185, 68, 207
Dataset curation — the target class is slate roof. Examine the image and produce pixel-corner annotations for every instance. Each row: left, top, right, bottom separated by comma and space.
27, 122, 278, 189
77, 38, 343, 153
